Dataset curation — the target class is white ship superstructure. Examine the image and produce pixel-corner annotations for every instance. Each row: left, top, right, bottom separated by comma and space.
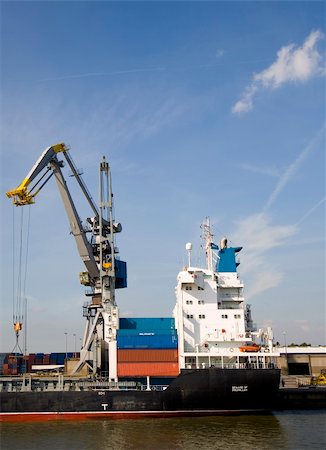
173, 219, 279, 370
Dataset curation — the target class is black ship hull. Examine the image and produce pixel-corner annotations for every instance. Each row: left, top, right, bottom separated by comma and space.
0, 368, 280, 421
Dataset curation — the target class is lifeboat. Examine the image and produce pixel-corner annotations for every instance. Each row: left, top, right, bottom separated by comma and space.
239, 344, 261, 352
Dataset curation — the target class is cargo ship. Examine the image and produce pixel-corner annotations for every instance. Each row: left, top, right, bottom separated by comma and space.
0, 144, 280, 421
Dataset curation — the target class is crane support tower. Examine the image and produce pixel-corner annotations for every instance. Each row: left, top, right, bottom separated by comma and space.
6, 144, 127, 378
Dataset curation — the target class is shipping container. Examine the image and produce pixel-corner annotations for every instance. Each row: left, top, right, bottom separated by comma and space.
0, 353, 8, 363
117, 334, 178, 349
119, 317, 175, 331
115, 259, 127, 289
117, 328, 177, 337
117, 362, 179, 377
117, 349, 178, 363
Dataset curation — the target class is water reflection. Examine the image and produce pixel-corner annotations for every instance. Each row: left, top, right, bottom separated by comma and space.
99, 414, 286, 450
1, 411, 326, 450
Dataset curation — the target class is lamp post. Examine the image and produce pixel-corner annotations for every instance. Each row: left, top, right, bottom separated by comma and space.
64, 332, 68, 360
73, 333, 76, 357
283, 331, 288, 375
283, 331, 287, 355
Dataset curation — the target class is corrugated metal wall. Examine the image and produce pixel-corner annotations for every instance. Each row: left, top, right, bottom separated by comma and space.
117, 362, 179, 377
117, 334, 178, 349
117, 349, 178, 362
119, 317, 175, 331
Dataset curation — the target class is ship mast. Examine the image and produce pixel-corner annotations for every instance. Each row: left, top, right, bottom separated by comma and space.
201, 217, 214, 271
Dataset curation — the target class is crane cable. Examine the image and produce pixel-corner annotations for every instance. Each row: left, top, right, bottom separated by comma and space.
11, 204, 31, 354
23, 205, 31, 355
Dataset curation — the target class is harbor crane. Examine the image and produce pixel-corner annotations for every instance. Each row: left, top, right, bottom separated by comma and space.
6, 144, 127, 378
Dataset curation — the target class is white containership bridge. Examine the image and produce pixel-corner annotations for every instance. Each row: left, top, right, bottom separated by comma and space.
174, 219, 277, 372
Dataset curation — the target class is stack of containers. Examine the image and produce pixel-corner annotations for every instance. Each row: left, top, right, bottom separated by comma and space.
8, 354, 19, 375
50, 353, 58, 365
35, 353, 44, 364
117, 318, 179, 377
43, 353, 51, 365
0, 353, 7, 375
28, 353, 36, 372
21, 355, 28, 374
0, 352, 81, 374
2, 354, 23, 375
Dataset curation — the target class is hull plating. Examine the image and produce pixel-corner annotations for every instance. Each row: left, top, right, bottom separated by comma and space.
0, 368, 280, 421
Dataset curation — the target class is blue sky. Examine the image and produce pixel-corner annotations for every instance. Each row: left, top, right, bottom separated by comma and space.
0, 1, 325, 353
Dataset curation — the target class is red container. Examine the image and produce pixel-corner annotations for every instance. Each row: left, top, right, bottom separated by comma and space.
2, 364, 9, 375
117, 349, 178, 363
117, 362, 179, 377
8, 356, 18, 364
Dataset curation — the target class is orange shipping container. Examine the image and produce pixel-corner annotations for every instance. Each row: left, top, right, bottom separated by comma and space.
2, 364, 9, 375
117, 349, 178, 363
117, 362, 179, 377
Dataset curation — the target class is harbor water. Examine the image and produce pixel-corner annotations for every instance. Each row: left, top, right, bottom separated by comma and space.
1, 410, 325, 450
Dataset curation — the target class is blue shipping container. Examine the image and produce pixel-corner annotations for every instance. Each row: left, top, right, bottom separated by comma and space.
115, 259, 127, 289
118, 328, 177, 337
117, 334, 178, 349
119, 317, 175, 331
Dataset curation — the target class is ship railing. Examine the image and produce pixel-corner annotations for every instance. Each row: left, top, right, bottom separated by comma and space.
140, 385, 169, 392
78, 380, 137, 390
0, 378, 141, 392
184, 362, 276, 370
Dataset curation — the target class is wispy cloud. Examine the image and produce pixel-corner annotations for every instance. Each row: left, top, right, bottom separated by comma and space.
239, 162, 280, 178
216, 49, 225, 58
38, 67, 166, 82
233, 213, 297, 254
232, 125, 324, 299
245, 270, 284, 300
232, 30, 325, 114
294, 320, 311, 333
231, 212, 297, 299
295, 196, 326, 226
263, 125, 325, 211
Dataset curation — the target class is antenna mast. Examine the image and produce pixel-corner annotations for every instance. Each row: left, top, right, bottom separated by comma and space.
201, 217, 214, 271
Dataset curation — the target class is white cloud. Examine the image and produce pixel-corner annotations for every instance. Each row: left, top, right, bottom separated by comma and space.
245, 270, 283, 300
231, 213, 297, 299
294, 320, 311, 333
264, 125, 324, 211
232, 30, 325, 114
239, 162, 280, 178
231, 125, 324, 300
296, 196, 326, 226
232, 85, 258, 114
232, 213, 297, 253
216, 49, 225, 58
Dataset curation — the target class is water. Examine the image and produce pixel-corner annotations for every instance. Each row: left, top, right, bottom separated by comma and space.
1, 411, 325, 450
